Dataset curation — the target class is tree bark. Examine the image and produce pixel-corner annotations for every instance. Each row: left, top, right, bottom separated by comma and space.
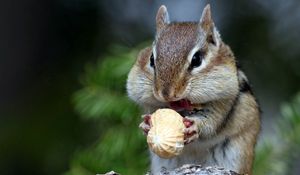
101, 164, 241, 175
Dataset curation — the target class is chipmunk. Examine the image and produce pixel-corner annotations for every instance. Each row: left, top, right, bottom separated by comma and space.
127, 4, 260, 175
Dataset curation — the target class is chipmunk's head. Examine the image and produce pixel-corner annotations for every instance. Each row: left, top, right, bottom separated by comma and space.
151, 4, 239, 104
127, 5, 239, 109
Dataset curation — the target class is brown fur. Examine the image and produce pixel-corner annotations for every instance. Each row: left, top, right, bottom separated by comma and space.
137, 47, 152, 71
155, 22, 198, 101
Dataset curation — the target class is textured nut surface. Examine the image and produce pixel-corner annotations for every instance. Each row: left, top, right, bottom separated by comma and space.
147, 108, 185, 159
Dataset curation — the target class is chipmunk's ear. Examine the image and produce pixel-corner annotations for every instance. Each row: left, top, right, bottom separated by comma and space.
199, 4, 220, 46
156, 5, 170, 33
199, 4, 213, 32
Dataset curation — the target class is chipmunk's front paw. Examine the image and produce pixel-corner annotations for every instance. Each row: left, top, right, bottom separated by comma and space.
139, 114, 151, 135
183, 117, 200, 144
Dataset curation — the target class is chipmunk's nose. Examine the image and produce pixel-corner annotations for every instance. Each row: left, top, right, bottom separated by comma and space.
160, 88, 181, 102
154, 87, 177, 102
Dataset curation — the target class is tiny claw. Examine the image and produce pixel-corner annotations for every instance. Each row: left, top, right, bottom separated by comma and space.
184, 131, 198, 145
143, 129, 149, 135
139, 122, 150, 135
184, 130, 196, 139
184, 139, 194, 145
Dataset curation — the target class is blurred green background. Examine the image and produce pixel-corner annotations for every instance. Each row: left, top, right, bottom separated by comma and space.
0, 0, 300, 175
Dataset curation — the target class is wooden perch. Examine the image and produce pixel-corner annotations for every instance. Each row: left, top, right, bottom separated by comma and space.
100, 164, 241, 175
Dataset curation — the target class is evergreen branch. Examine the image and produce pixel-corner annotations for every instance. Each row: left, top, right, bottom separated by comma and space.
253, 92, 300, 175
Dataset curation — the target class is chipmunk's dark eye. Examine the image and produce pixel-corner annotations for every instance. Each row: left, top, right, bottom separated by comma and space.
150, 53, 155, 68
190, 51, 204, 69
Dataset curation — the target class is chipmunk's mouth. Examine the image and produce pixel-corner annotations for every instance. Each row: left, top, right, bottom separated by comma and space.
168, 99, 201, 117
169, 99, 193, 111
